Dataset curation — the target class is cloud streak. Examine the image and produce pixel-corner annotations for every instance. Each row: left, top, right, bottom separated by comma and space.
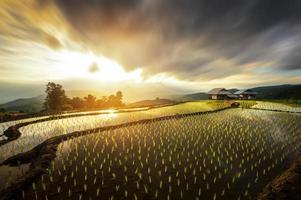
0, 0, 300, 97
53, 0, 301, 79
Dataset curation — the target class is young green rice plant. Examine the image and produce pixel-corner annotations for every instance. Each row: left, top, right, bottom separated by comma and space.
4, 107, 301, 200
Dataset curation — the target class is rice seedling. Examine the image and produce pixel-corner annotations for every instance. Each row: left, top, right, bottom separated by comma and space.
14, 108, 301, 200
0, 101, 229, 191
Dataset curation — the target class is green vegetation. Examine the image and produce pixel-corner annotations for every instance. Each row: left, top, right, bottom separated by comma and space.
1, 101, 301, 199
0, 101, 229, 164
205, 100, 230, 107
20, 109, 301, 200
252, 84, 301, 100
236, 100, 257, 108
44, 82, 69, 111
150, 100, 229, 115
265, 99, 301, 107
253, 101, 301, 112
0, 101, 229, 192
44, 82, 124, 112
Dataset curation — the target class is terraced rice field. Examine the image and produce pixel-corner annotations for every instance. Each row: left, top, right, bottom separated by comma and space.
0, 101, 300, 200
252, 101, 301, 112
0, 101, 228, 163
0, 101, 228, 192
21, 109, 301, 200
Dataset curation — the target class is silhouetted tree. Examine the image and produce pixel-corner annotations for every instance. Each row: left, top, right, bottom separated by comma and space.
44, 82, 68, 111
44, 84, 124, 111
106, 91, 124, 107
95, 96, 107, 108
115, 91, 124, 107
70, 97, 85, 110
84, 94, 97, 108
107, 94, 115, 105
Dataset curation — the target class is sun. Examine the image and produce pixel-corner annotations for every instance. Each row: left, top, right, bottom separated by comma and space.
54, 49, 142, 82
91, 56, 143, 82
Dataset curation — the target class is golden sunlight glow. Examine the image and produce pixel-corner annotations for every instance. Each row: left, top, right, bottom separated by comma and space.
57, 50, 93, 78
100, 109, 118, 119
55, 50, 143, 82
100, 109, 117, 114
92, 56, 143, 82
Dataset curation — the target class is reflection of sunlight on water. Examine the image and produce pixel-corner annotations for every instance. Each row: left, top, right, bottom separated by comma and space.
104, 112, 118, 120
120, 107, 149, 112
100, 109, 117, 114
234, 109, 285, 143
254, 102, 301, 112
96, 109, 118, 120
251, 110, 284, 143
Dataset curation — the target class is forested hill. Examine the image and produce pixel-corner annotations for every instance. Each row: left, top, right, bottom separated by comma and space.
251, 84, 301, 99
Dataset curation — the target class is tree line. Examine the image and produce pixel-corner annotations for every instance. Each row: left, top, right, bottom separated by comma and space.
44, 82, 124, 111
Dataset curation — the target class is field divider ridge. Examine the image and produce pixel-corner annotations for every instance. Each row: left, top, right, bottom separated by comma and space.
247, 107, 301, 114
0, 106, 158, 147
0, 106, 231, 200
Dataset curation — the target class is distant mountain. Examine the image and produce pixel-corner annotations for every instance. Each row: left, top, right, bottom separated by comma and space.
175, 92, 209, 101
176, 84, 301, 101
1, 84, 300, 113
126, 98, 175, 108
0, 90, 104, 113
250, 84, 301, 99
0, 95, 45, 113
228, 88, 239, 93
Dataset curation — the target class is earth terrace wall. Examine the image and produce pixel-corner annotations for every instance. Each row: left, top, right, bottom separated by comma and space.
0, 107, 231, 200
1, 106, 300, 200
1, 101, 229, 147
0, 105, 168, 147
249, 107, 301, 115
257, 155, 301, 200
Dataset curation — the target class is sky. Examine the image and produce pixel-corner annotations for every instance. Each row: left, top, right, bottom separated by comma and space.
0, 0, 301, 103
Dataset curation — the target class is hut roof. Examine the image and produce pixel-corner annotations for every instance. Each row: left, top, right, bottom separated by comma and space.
208, 88, 232, 95
227, 94, 238, 98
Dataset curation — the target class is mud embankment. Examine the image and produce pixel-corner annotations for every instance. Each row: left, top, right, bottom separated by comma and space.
2, 106, 300, 200
0, 107, 231, 200
257, 154, 301, 200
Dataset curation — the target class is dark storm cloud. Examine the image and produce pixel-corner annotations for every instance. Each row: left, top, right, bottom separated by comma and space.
54, 0, 301, 79
280, 44, 301, 70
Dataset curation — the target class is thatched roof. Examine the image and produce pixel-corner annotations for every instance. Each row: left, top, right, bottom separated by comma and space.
227, 94, 238, 98
208, 88, 232, 95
